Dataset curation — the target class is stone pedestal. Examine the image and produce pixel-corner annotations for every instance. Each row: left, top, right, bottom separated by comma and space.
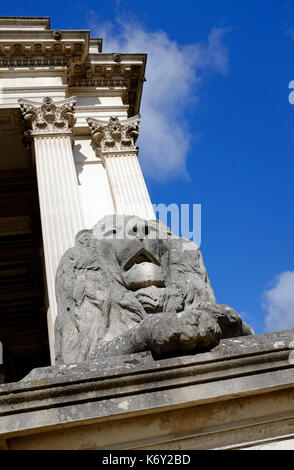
1, 329, 294, 450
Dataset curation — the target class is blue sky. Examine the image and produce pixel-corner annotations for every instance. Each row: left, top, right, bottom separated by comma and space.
3, 0, 294, 334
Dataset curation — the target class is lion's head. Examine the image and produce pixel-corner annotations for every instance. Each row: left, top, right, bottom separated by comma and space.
55, 215, 217, 364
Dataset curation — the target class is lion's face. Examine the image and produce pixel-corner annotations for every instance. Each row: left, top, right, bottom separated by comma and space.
72, 215, 174, 316
90, 215, 171, 292
72, 215, 216, 315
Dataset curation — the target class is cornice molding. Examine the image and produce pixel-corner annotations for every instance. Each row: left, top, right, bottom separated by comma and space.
0, 24, 146, 117
0, 16, 50, 29
19, 96, 77, 137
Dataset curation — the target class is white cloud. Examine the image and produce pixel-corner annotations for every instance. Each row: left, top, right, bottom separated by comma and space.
263, 271, 294, 331
88, 15, 229, 180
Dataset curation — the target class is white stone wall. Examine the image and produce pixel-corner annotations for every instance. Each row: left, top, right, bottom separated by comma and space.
73, 137, 115, 228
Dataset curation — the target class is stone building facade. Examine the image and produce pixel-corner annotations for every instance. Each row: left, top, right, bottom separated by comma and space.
0, 16, 153, 378
1, 17, 294, 451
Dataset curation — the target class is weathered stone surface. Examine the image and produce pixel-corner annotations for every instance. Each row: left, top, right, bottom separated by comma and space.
22, 328, 294, 384
1, 330, 294, 450
55, 215, 253, 364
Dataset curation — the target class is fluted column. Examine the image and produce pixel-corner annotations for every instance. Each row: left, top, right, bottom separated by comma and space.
87, 116, 155, 220
19, 96, 85, 363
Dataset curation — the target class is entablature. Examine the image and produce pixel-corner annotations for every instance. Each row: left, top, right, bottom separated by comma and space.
0, 18, 146, 117
0, 30, 90, 63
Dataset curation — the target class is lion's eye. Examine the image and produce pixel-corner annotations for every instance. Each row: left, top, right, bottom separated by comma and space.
103, 227, 117, 237
133, 226, 137, 233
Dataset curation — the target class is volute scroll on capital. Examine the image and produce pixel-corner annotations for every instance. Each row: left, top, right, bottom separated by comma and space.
87, 115, 140, 156
18, 96, 77, 137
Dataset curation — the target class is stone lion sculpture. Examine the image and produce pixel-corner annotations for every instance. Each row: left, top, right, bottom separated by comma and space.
55, 215, 253, 364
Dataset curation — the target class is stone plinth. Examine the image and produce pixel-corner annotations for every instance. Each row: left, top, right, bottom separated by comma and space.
1, 329, 294, 450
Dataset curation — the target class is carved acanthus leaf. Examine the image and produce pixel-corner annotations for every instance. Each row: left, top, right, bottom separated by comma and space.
18, 96, 77, 136
87, 115, 140, 154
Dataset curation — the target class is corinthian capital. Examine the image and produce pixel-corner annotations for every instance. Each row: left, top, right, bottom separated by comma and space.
87, 115, 140, 155
18, 96, 77, 136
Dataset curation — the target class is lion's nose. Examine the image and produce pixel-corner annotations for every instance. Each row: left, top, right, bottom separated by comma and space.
128, 222, 149, 240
